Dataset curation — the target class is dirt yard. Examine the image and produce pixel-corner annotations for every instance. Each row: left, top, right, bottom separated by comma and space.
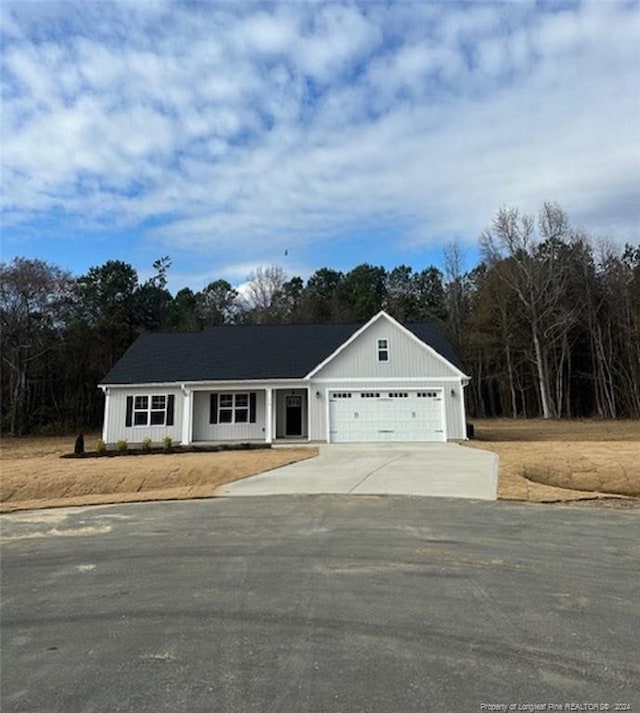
1, 422, 638, 511
0, 434, 317, 513
466, 419, 640, 504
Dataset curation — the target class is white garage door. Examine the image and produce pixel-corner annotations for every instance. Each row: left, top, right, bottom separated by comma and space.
329, 390, 445, 443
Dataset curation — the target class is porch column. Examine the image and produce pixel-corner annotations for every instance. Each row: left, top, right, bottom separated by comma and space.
181, 387, 193, 445
101, 387, 110, 443
265, 387, 273, 443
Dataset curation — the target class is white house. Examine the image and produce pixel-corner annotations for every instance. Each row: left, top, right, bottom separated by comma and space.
99, 311, 470, 445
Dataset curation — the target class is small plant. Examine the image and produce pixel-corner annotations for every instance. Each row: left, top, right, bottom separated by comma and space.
116, 439, 128, 453
74, 433, 85, 455
162, 436, 172, 451
97, 438, 107, 454
142, 437, 152, 452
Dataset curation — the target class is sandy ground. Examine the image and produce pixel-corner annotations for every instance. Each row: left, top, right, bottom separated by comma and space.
1, 421, 639, 511
0, 434, 317, 513
465, 419, 640, 504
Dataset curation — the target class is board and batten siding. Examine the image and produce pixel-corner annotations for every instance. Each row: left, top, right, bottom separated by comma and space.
104, 386, 183, 445
192, 390, 266, 441
312, 318, 460, 380
307, 379, 467, 441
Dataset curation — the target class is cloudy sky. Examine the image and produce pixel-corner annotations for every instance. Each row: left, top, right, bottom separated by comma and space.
2, 1, 638, 292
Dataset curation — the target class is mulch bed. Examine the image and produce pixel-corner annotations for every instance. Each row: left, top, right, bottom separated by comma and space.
61, 442, 271, 459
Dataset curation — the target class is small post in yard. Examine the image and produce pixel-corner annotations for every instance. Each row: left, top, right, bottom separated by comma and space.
74, 433, 85, 455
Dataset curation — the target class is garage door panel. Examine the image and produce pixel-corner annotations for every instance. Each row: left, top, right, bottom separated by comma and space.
329, 390, 444, 443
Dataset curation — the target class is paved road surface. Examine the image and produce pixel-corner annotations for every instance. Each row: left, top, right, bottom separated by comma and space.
1, 496, 638, 712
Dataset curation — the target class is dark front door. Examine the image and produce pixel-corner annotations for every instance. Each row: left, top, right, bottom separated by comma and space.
285, 395, 303, 437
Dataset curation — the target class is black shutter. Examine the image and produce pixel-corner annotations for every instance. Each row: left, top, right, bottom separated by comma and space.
166, 394, 174, 426
210, 394, 218, 424
125, 396, 133, 427
249, 392, 256, 423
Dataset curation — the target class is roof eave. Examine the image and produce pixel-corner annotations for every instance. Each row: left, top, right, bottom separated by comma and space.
99, 376, 311, 389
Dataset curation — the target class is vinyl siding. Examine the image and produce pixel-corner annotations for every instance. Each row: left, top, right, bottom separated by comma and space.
313, 318, 461, 380
192, 390, 266, 441
104, 381, 466, 443
308, 379, 466, 441
104, 386, 183, 445
102, 316, 468, 444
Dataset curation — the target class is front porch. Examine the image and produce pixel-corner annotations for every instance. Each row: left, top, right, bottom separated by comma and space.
183, 385, 312, 445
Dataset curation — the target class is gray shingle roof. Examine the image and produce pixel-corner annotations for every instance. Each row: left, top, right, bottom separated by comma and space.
101, 320, 465, 385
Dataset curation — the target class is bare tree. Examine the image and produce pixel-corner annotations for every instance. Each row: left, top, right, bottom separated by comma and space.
1, 258, 73, 434
239, 264, 289, 323
444, 241, 470, 347
480, 204, 581, 418
590, 242, 640, 417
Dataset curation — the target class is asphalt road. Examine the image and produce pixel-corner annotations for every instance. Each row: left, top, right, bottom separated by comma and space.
1, 496, 638, 713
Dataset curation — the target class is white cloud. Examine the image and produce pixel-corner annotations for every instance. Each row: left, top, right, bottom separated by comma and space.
291, 3, 381, 82
232, 9, 298, 55
1, 0, 638, 280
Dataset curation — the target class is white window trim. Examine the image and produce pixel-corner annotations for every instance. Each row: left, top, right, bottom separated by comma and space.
218, 392, 250, 425
132, 393, 168, 427
377, 337, 390, 363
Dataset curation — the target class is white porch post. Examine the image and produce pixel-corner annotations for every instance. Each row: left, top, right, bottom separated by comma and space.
265, 387, 273, 443
101, 387, 110, 443
325, 388, 331, 443
181, 386, 193, 445
458, 379, 466, 440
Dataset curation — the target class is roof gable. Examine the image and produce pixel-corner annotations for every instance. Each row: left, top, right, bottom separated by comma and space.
304, 311, 386, 377
100, 313, 466, 385
308, 311, 468, 380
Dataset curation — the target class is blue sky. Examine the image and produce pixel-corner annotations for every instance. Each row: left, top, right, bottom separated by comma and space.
2, 0, 638, 293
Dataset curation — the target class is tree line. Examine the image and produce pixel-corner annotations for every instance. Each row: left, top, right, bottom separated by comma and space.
2, 203, 639, 435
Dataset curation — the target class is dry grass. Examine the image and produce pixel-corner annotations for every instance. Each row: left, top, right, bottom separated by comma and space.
0, 433, 317, 513
466, 419, 640, 504
2, 421, 639, 512
0, 433, 102, 460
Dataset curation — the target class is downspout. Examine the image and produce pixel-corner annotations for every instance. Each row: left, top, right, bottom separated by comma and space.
458, 379, 467, 440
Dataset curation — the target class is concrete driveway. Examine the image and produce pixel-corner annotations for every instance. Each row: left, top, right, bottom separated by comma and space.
220, 443, 498, 499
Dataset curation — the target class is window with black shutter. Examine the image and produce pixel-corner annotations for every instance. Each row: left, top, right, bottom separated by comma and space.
211, 392, 257, 424
126, 394, 171, 426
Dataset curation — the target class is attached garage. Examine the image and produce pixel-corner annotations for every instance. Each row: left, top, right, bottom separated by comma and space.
100, 311, 469, 446
328, 389, 446, 443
